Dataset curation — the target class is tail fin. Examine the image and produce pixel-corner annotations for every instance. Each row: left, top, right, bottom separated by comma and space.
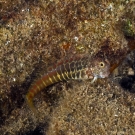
25, 93, 38, 116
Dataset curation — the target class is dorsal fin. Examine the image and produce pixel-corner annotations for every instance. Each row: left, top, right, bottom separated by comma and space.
47, 55, 83, 72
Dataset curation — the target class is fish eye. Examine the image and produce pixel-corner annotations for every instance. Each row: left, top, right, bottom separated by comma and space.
99, 62, 105, 68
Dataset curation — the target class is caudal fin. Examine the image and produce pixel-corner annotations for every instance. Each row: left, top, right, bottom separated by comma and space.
25, 93, 38, 116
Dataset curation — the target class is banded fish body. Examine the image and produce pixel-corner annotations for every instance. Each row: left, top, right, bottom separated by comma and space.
26, 56, 110, 114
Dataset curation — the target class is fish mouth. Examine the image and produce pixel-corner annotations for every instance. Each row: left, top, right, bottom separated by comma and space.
99, 71, 110, 78
93, 70, 110, 79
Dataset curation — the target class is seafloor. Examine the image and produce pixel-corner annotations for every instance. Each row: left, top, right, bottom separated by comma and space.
0, 0, 135, 135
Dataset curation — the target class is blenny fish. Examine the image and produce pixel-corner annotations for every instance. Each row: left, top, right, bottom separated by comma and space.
26, 55, 110, 114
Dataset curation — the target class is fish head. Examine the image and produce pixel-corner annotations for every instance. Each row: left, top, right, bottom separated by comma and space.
90, 57, 110, 79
